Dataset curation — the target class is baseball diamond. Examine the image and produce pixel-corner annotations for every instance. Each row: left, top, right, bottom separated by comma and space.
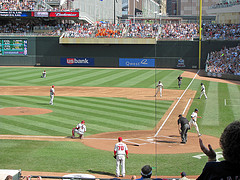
0, 67, 239, 179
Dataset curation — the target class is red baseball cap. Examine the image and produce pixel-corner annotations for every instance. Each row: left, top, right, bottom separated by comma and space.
81, 120, 85, 124
118, 137, 122, 141
52, 85, 54, 87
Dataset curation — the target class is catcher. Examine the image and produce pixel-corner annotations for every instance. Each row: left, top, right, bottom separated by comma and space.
71, 120, 86, 139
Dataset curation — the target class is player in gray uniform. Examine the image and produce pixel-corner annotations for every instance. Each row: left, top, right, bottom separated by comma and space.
177, 114, 190, 144
49, 85, 55, 105
199, 83, 208, 99
177, 75, 182, 88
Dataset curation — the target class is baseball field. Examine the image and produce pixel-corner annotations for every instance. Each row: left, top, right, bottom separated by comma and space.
0, 67, 239, 179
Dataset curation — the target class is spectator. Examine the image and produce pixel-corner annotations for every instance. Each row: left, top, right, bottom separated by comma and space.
197, 121, 240, 179
131, 175, 137, 180
5, 175, 13, 180
180, 171, 190, 180
136, 165, 155, 180
206, 45, 240, 75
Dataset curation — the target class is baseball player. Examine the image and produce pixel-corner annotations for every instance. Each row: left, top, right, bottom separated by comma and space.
41, 70, 46, 78
177, 114, 190, 144
177, 75, 182, 88
199, 83, 208, 99
49, 85, 55, 105
155, 80, 164, 97
190, 108, 202, 137
71, 120, 86, 139
114, 137, 128, 177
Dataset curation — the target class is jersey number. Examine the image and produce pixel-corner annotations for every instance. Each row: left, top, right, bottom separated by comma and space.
118, 146, 124, 150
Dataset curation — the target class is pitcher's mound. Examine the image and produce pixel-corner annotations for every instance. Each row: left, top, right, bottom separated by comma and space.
0, 107, 52, 116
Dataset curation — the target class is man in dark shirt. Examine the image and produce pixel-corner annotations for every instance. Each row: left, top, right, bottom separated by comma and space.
177, 114, 190, 144
197, 121, 240, 180
177, 75, 182, 88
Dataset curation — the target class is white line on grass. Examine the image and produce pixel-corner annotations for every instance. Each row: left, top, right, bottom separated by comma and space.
154, 70, 200, 137
224, 99, 226, 106
182, 98, 192, 115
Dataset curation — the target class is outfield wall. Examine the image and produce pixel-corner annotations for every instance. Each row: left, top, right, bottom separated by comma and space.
0, 37, 239, 70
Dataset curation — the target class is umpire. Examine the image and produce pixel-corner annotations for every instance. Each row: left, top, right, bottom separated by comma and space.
178, 114, 190, 144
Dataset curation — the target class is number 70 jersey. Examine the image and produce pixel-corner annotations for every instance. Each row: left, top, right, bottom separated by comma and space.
114, 142, 128, 155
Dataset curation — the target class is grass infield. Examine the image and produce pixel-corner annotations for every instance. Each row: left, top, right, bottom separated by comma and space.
0, 67, 239, 177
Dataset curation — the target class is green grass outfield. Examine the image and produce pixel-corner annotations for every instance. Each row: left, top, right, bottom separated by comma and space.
0, 67, 239, 177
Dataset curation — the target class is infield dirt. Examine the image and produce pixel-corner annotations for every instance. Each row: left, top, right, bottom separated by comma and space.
1, 69, 237, 179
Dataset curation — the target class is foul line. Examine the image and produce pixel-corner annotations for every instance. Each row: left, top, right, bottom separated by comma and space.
182, 98, 192, 115
154, 70, 200, 137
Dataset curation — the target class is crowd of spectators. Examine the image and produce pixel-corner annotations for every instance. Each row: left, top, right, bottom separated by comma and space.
210, 0, 240, 9
0, 21, 72, 35
62, 22, 240, 40
206, 45, 240, 75
0, 0, 37, 11
202, 23, 240, 40
1, 19, 240, 40
62, 22, 199, 40
0, 0, 78, 11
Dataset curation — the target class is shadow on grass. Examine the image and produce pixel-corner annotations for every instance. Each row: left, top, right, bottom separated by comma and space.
87, 170, 115, 176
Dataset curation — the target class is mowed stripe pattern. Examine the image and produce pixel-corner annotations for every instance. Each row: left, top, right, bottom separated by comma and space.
0, 95, 172, 136
0, 67, 184, 88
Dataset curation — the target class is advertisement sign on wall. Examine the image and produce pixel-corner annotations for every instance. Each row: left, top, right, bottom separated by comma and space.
0, 11, 31, 17
49, 12, 79, 17
177, 58, 185, 67
61, 57, 94, 66
119, 58, 155, 67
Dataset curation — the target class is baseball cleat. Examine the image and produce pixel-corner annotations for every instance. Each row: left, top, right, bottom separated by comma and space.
198, 134, 202, 137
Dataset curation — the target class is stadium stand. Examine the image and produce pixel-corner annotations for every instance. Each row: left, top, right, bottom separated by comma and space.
206, 45, 240, 75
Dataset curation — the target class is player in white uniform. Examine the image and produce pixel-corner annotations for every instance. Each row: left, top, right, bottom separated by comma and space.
71, 120, 86, 139
114, 137, 128, 177
199, 83, 208, 99
155, 80, 164, 97
190, 108, 202, 137
49, 85, 55, 105
41, 70, 46, 78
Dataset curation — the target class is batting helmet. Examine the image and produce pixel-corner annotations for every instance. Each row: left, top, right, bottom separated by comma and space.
195, 108, 199, 112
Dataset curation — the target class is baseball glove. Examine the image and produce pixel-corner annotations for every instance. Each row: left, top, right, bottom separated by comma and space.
113, 155, 116, 159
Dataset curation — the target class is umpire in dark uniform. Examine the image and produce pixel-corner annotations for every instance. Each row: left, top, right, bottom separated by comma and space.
178, 114, 190, 144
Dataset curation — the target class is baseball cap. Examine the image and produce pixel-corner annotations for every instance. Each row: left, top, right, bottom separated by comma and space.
118, 137, 122, 141
81, 120, 85, 124
52, 85, 54, 87
178, 114, 182, 117
181, 171, 186, 177
141, 165, 152, 176
195, 108, 199, 112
